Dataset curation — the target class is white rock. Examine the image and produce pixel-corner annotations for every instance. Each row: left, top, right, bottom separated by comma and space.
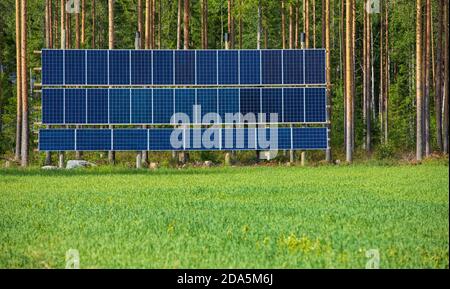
204, 161, 213, 167
42, 165, 58, 170
149, 162, 159, 170
66, 160, 96, 169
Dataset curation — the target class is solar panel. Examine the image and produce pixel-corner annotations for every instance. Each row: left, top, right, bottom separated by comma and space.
87, 50, 108, 85
175, 50, 195, 85
218, 88, 239, 124
42, 49, 326, 86
153, 50, 173, 85
39, 127, 328, 151
131, 50, 152, 85
262, 50, 282, 84
65, 50, 86, 85
175, 89, 195, 123
42, 89, 63, 124
152, 88, 174, 124
42, 50, 63, 85
304, 50, 326, 84
65, 89, 86, 124
131, 89, 152, 124
305, 87, 326, 123
196, 51, 217, 85
87, 89, 108, 124
110, 89, 131, 124
240, 88, 260, 122
283, 88, 304, 123
261, 88, 282, 123
196, 89, 218, 123
239, 50, 261, 85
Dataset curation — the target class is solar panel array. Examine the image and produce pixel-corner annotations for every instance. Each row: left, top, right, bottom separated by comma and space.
40, 49, 328, 152
42, 87, 326, 125
42, 49, 326, 86
39, 128, 328, 151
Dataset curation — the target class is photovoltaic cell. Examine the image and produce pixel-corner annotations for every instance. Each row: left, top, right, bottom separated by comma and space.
153, 89, 174, 124
240, 51, 260, 84
39, 129, 75, 151
109, 50, 130, 85
304, 50, 326, 84
218, 88, 239, 123
110, 89, 131, 124
131, 89, 152, 124
42, 50, 63, 85
305, 87, 326, 122
65, 50, 86, 85
175, 50, 195, 85
196, 51, 217, 85
196, 89, 218, 123
240, 88, 260, 122
148, 129, 178, 150
283, 88, 304, 123
283, 50, 304, 84
65, 89, 86, 124
76, 129, 111, 151
218, 51, 238, 85
261, 88, 282, 123
87, 89, 108, 123
131, 50, 152, 85
87, 50, 108, 85
262, 50, 282, 84
42, 89, 63, 124
175, 89, 195, 123
152, 51, 173, 85
292, 127, 327, 150
113, 129, 147, 151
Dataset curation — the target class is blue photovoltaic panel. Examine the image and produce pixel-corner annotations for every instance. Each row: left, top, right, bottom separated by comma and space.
65, 89, 86, 124
42, 50, 63, 85
218, 51, 238, 85
262, 50, 282, 84
196, 89, 218, 123
76, 129, 111, 151
152, 50, 173, 85
39, 129, 75, 151
65, 50, 86, 85
131, 89, 152, 124
87, 50, 108, 85
109, 50, 130, 85
240, 51, 261, 84
218, 88, 239, 123
188, 128, 221, 150
240, 88, 260, 122
149, 129, 179, 150
39, 128, 328, 151
42, 89, 63, 124
283, 88, 304, 123
110, 89, 131, 124
196, 51, 217, 85
131, 50, 152, 85
175, 50, 195, 85
153, 89, 174, 124
292, 127, 328, 150
305, 87, 326, 122
87, 89, 108, 123
175, 89, 195, 123
304, 50, 326, 84
113, 129, 147, 151
283, 50, 304, 84
261, 88, 282, 123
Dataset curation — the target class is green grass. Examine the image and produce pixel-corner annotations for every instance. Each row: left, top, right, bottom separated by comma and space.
0, 163, 448, 268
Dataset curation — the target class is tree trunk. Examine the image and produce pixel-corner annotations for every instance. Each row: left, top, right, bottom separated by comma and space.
304, 0, 309, 48
443, 0, 449, 154
365, 0, 372, 152
145, 0, 150, 49
20, 0, 28, 167
424, 0, 431, 156
289, 3, 294, 49
384, 0, 389, 143
152, 0, 156, 49
91, 0, 95, 48
15, 0, 21, 162
75, 3, 80, 48
312, 0, 316, 48
60, 0, 65, 48
205, 0, 208, 48
183, 0, 189, 49
158, 0, 161, 48
295, 0, 299, 48
81, 0, 85, 46
416, 0, 423, 160
281, 0, 286, 49
435, 0, 443, 151
177, 0, 182, 49
138, 0, 143, 48
257, 0, 261, 49
239, 0, 242, 48
345, 0, 352, 163
325, 0, 332, 162
108, 0, 115, 164
228, 0, 232, 48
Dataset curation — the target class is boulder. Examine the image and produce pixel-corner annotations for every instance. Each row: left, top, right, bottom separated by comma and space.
66, 160, 96, 169
204, 161, 213, 167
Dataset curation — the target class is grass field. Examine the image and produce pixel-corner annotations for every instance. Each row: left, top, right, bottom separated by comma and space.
0, 162, 448, 268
